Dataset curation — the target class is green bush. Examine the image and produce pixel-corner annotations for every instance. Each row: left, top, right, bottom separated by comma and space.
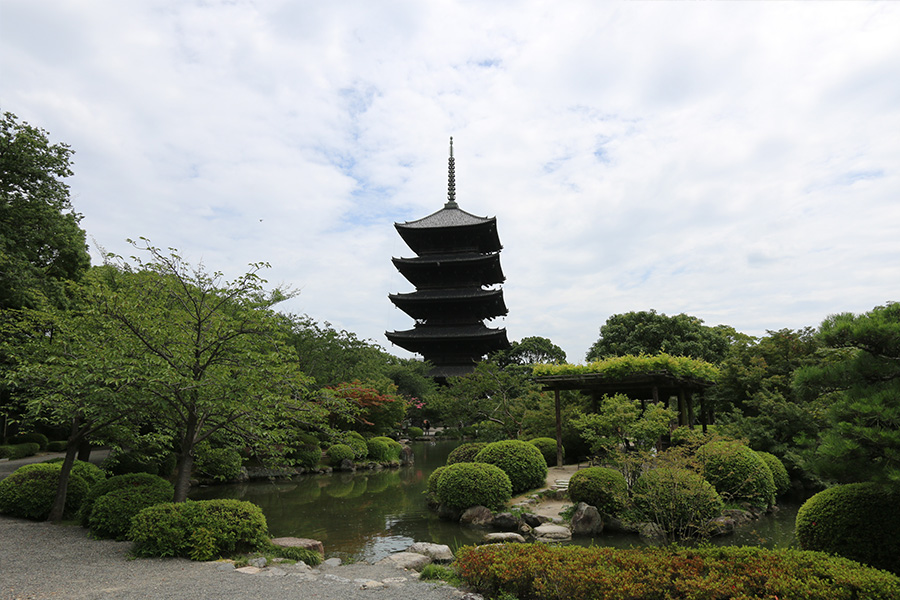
194, 445, 242, 482
567, 467, 628, 516
796, 483, 900, 574
756, 451, 790, 496
473, 420, 508, 442
435, 462, 512, 511
88, 480, 174, 540
339, 431, 368, 460
474, 440, 548, 495
47, 440, 68, 452
103, 449, 175, 477
0, 442, 40, 460
80, 472, 174, 527
446, 442, 487, 465
427, 466, 447, 497
695, 440, 776, 507
366, 439, 391, 462
289, 434, 322, 469
10, 432, 49, 451
130, 499, 269, 560
454, 543, 900, 600
370, 436, 402, 461
43, 458, 106, 490
261, 540, 323, 565
633, 467, 723, 539
407, 426, 424, 438
326, 444, 355, 466
529, 437, 562, 466
0, 462, 89, 520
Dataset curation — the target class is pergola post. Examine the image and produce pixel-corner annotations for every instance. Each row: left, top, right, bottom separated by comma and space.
678, 390, 688, 427
687, 391, 695, 430
554, 389, 563, 467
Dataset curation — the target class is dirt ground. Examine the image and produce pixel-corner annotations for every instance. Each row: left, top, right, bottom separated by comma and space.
511, 464, 584, 521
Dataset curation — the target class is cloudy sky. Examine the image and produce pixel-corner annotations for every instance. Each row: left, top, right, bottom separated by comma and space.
3, 1, 899, 362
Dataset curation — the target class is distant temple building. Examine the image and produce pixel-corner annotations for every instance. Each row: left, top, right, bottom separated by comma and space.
386, 139, 510, 379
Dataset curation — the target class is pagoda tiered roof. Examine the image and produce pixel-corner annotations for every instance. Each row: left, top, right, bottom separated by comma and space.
389, 287, 507, 322
391, 252, 505, 289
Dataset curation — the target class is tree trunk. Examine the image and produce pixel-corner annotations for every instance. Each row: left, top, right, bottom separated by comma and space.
172, 414, 198, 502
48, 418, 83, 522
77, 441, 92, 462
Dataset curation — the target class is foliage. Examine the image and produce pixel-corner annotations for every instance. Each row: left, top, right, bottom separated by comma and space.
796, 483, 900, 574
695, 440, 776, 507
528, 437, 561, 466
567, 467, 628, 516
535, 353, 719, 382
0, 442, 40, 459
369, 436, 402, 461
474, 439, 548, 495
585, 310, 738, 364
103, 447, 176, 478
632, 466, 723, 539
427, 465, 447, 497
130, 499, 269, 560
570, 394, 676, 459
407, 426, 423, 438
793, 302, 900, 485
0, 462, 89, 520
193, 444, 243, 483
79, 472, 173, 527
260, 540, 323, 565
435, 462, 512, 511
756, 451, 790, 496
447, 442, 487, 465
338, 430, 368, 459
365, 439, 392, 462
327, 380, 406, 435
325, 444, 355, 466
420, 563, 460, 585
47, 440, 68, 452
287, 433, 322, 469
490, 336, 567, 371
9, 431, 49, 450
88, 480, 175, 540
43, 458, 106, 489
454, 543, 900, 600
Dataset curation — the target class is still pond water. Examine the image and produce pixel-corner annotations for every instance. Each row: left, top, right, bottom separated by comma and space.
189, 440, 801, 562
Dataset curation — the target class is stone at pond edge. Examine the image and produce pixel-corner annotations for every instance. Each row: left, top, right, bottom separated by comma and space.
482, 532, 526, 544
703, 516, 736, 536
407, 542, 455, 563
533, 524, 571, 542
492, 512, 520, 531
460, 505, 494, 527
377, 551, 432, 571
522, 513, 551, 528
322, 557, 343, 567
270, 536, 325, 557
638, 522, 667, 545
570, 502, 603, 536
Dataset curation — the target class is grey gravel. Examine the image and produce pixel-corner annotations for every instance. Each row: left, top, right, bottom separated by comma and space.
0, 515, 470, 600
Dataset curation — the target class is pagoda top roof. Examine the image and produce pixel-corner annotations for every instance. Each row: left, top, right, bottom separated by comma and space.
396, 205, 496, 230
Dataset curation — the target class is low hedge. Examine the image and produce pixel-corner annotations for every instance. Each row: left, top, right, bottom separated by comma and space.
796, 483, 900, 574
0, 442, 40, 460
454, 544, 900, 600
435, 462, 512, 512
47, 440, 69, 452
446, 442, 487, 465
80, 472, 174, 527
10, 432, 49, 451
696, 440, 776, 508
130, 499, 269, 560
89, 483, 175, 540
407, 426, 424, 438
474, 440, 548, 495
567, 467, 628, 516
529, 437, 562, 466
0, 462, 89, 520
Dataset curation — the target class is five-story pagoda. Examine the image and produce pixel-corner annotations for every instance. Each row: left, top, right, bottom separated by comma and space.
386, 139, 510, 379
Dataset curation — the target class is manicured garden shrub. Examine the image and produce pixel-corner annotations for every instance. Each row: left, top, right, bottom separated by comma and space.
695, 440, 776, 507
130, 499, 269, 560
632, 467, 723, 539
0, 442, 40, 460
88, 480, 175, 540
454, 543, 900, 600
366, 439, 392, 462
474, 440, 548, 495
0, 462, 89, 520
103, 448, 175, 477
427, 466, 447, 497
326, 443, 355, 466
529, 437, 562, 466
47, 440, 68, 452
567, 467, 628, 516
80, 472, 174, 527
44, 458, 106, 490
194, 445, 242, 482
407, 426, 424, 438
796, 483, 900, 574
289, 434, 322, 469
446, 442, 487, 465
435, 462, 512, 511
10, 432, 49, 451
756, 451, 790, 496
370, 436, 402, 461
472, 420, 507, 442
339, 431, 368, 459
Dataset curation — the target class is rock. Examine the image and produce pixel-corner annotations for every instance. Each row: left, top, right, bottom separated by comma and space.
460, 505, 494, 527
522, 513, 550, 528
357, 579, 385, 589
382, 577, 409, 585
703, 516, 735, 536
235, 566, 262, 575
270, 536, 326, 557
638, 522, 667, 545
482, 532, 526, 544
323, 573, 351, 583
438, 504, 463, 522
248, 556, 267, 568
518, 523, 533, 536
533, 524, 571, 542
259, 567, 287, 577
338, 458, 355, 471
722, 509, 753, 527
322, 557, 343, 567
570, 502, 603, 536
605, 516, 639, 534
492, 512, 520, 531
216, 562, 235, 571
400, 445, 414, 465
378, 551, 433, 571
407, 542, 455, 563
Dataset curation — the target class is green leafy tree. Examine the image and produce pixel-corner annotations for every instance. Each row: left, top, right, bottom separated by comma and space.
793, 302, 900, 485
490, 336, 567, 369
586, 310, 739, 364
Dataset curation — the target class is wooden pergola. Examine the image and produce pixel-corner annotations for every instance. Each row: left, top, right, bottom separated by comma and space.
534, 371, 717, 467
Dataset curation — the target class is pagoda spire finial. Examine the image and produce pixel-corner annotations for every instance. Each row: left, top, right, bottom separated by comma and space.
445, 136, 458, 208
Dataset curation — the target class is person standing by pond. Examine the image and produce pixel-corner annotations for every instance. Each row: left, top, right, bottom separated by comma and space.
423, 420, 430, 435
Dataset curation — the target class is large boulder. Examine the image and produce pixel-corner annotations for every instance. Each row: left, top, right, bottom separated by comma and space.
482, 532, 526, 544
407, 542, 454, 563
638, 522, 667, 545
269, 537, 325, 557
460, 505, 494, 527
377, 552, 432, 571
492, 512, 520, 531
570, 502, 603, 536
533, 523, 571, 542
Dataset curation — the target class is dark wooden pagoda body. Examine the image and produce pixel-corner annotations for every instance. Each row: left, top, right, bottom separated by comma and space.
386, 140, 510, 379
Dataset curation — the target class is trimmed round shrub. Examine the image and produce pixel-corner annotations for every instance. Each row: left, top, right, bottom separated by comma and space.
80, 472, 174, 527
756, 451, 790, 496
370, 436, 402, 461
529, 437, 563, 466
289, 435, 322, 470
0, 442, 40, 460
47, 440, 68, 452
796, 483, 900, 574
130, 499, 269, 560
407, 426, 424, 438
44, 458, 106, 490
567, 467, 628, 516
366, 439, 392, 462
339, 431, 368, 460
435, 462, 512, 511
633, 467, 723, 538
427, 466, 448, 497
474, 440, 548, 495
88, 480, 175, 540
194, 446, 242, 482
696, 440, 776, 508
0, 462, 89, 520
326, 443, 355, 466
446, 442, 487, 465
10, 432, 49, 451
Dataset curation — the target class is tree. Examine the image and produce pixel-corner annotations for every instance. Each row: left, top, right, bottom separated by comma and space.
793, 302, 900, 485
490, 336, 567, 370
586, 310, 738, 364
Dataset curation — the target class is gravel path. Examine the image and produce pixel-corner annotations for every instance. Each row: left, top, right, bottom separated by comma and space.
0, 516, 473, 600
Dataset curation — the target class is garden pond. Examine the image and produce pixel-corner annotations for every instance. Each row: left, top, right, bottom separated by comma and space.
189, 440, 804, 562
